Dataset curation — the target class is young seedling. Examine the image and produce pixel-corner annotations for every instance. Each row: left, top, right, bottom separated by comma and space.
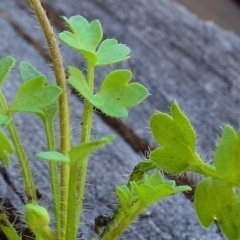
3, 1, 236, 240
148, 102, 240, 240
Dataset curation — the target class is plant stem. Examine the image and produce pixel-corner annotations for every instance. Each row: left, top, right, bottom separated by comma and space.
192, 162, 225, 180
0, 91, 37, 203
190, 153, 225, 180
66, 64, 95, 240
27, 0, 71, 238
44, 119, 61, 240
0, 213, 21, 240
100, 207, 142, 240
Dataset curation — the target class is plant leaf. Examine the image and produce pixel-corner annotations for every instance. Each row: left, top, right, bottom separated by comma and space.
10, 76, 62, 114
149, 102, 200, 175
0, 129, 14, 166
67, 66, 102, 107
195, 178, 240, 240
35, 151, 69, 163
20, 61, 42, 82
214, 125, 240, 184
96, 70, 149, 118
68, 135, 114, 164
68, 68, 149, 118
0, 56, 15, 86
19, 61, 59, 124
117, 172, 190, 216
0, 113, 12, 126
59, 15, 103, 65
96, 39, 130, 66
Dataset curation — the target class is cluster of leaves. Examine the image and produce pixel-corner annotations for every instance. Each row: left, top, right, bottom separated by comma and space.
0, 56, 62, 167
1, 11, 237, 240
58, 15, 191, 239
116, 172, 190, 221
148, 101, 240, 240
59, 15, 148, 118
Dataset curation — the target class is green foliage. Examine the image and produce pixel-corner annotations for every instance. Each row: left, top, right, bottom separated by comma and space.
68, 67, 149, 118
68, 135, 115, 164
95, 39, 130, 66
214, 125, 240, 184
149, 101, 202, 174
59, 15, 130, 66
2, 8, 232, 240
0, 129, 14, 166
20, 61, 42, 82
117, 172, 190, 213
104, 172, 192, 237
25, 204, 50, 229
195, 178, 240, 240
10, 75, 62, 114
0, 56, 15, 86
35, 151, 70, 163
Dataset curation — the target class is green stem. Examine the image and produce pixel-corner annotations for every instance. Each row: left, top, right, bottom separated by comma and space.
192, 162, 225, 180
44, 119, 61, 240
190, 153, 225, 180
0, 213, 21, 240
66, 64, 95, 240
27, 0, 71, 238
0, 91, 37, 203
100, 206, 142, 240
127, 161, 156, 187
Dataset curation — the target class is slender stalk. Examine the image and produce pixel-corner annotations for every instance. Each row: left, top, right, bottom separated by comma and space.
100, 207, 143, 240
0, 213, 21, 240
190, 153, 225, 180
191, 162, 225, 180
66, 65, 95, 239
44, 119, 61, 239
27, 0, 71, 238
0, 91, 37, 203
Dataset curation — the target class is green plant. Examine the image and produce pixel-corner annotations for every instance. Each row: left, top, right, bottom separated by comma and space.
0, 1, 190, 240
1, 1, 238, 240
148, 102, 240, 240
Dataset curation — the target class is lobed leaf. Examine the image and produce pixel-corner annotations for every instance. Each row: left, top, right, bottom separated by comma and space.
59, 15, 131, 66
195, 178, 240, 240
10, 76, 62, 114
96, 39, 130, 66
20, 61, 41, 82
0, 129, 14, 166
67, 66, 102, 107
117, 172, 190, 216
214, 125, 240, 184
68, 68, 149, 118
149, 102, 200, 175
0, 56, 15, 86
96, 70, 149, 118
68, 135, 115, 164
35, 151, 69, 163
59, 15, 102, 65
19, 61, 59, 125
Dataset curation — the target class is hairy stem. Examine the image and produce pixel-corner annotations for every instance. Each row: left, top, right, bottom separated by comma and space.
66, 64, 95, 239
44, 119, 61, 239
27, 0, 71, 238
0, 213, 21, 240
0, 91, 37, 203
100, 207, 142, 240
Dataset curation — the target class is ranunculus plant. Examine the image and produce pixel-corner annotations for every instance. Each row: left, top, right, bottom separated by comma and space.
0, 1, 238, 240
